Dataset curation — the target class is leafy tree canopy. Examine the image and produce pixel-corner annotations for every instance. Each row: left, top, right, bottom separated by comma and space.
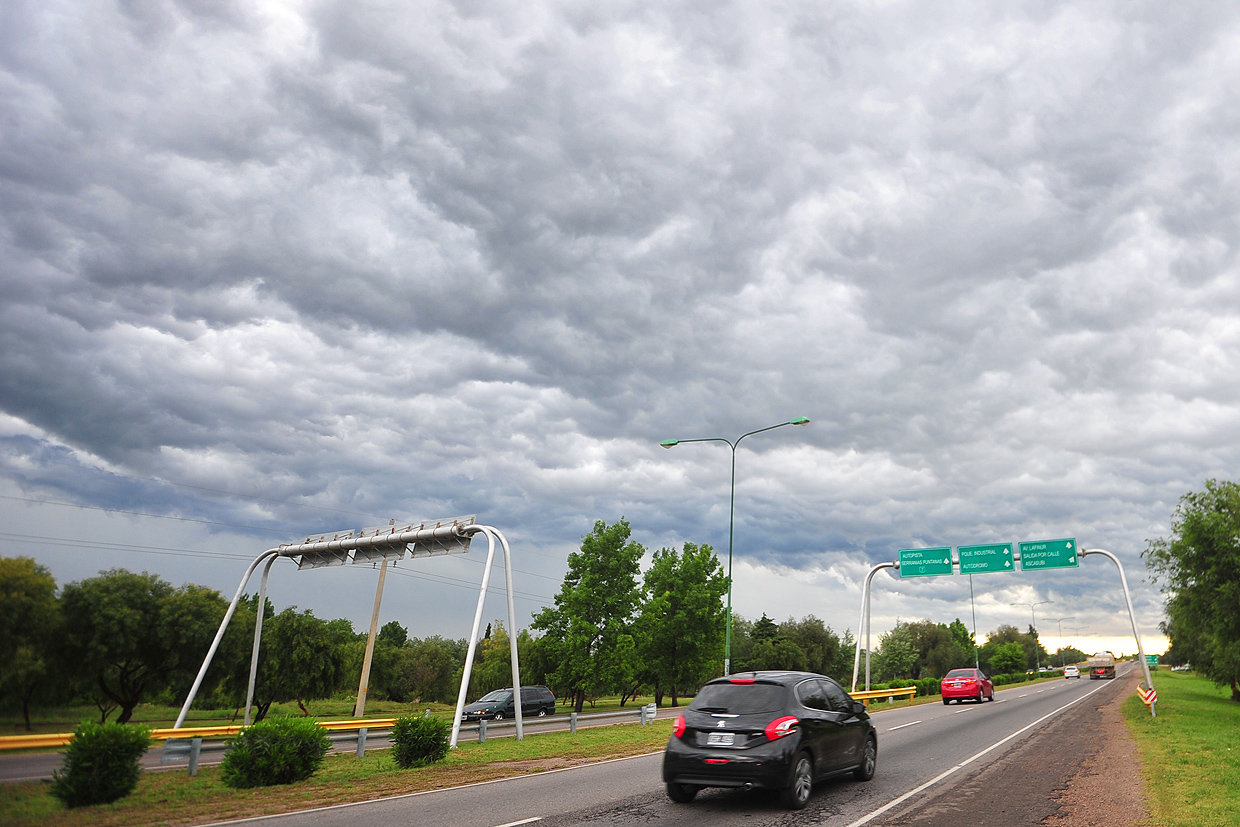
1145, 479, 1240, 701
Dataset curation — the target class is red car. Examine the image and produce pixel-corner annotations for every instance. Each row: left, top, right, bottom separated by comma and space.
940, 668, 994, 704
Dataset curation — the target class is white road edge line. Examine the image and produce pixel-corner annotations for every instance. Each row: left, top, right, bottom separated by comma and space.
887, 721, 922, 732
842, 680, 1116, 827
494, 819, 542, 827
197, 750, 663, 826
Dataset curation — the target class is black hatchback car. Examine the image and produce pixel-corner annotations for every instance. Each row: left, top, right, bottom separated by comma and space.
662, 671, 877, 809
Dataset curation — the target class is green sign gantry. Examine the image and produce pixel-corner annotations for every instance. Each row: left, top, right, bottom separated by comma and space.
1018, 538, 1078, 570
958, 542, 1014, 574
899, 547, 953, 577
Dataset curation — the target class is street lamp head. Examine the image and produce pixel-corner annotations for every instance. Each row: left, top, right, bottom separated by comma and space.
660, 439, 679, 449
789, 417, 811, 426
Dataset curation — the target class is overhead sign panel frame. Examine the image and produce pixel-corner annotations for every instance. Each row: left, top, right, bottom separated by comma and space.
898, 547, 953, 577
1019, 538, 1078, 570
957, 542, 1014, 574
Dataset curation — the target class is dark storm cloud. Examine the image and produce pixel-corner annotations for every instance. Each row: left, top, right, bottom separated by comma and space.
3, 0, 1239, 643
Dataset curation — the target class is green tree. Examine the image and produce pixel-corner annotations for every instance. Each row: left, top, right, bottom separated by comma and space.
637, 542, 728, 706
379, 620, 408, 647
57, 569, 227, 723
991, 641, 1027, 675
406, 636, 465, 704
978, 624, 1045, 674
874, 623, 918, 681
1145, 479, 1240, 701
0, 557, 60, 730
779, 616, 847, 679
250, 607, 346, 719
532, 519, 644, 713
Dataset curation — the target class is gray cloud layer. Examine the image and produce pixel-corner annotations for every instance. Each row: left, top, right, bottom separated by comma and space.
4, 0, 1239, 648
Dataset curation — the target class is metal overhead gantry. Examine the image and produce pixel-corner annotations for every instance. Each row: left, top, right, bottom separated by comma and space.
174, 516, 528, 741
849, 538, 1157, 716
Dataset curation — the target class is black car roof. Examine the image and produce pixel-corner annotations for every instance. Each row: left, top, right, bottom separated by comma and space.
706, 670, 830, 685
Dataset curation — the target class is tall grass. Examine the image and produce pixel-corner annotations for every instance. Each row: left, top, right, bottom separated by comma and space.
1124, 670, 1240, 827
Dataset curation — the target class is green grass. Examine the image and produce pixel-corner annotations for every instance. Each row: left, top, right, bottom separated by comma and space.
0, 718, 673, 827
1123, 670, 1240, 827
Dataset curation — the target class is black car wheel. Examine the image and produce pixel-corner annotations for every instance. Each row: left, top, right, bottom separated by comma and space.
537, 708, 548, 717
493, 711, 504, 721
666, 782, 698, 803
853, 736, 877, 782
976, 690, 984, 703
781, 752, 814, 810
942, 697, 949, 705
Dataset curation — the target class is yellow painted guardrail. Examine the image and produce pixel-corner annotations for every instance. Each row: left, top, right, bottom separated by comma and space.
849, 686, 918, 704
0, 717, 406, 751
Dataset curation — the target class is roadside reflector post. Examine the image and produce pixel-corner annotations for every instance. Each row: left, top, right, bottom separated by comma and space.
478, 718, 486, 743
356, 728, 367, 757
570, 712, 578, 734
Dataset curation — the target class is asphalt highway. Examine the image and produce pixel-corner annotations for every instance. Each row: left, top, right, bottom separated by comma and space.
191, 664, 1134, 827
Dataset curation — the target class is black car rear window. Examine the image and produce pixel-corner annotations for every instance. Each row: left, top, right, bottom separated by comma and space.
944, 669, 976, 678
689, 682, 786, 714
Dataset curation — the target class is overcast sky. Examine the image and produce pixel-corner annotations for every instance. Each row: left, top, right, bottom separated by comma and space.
5, 1, 1239, 664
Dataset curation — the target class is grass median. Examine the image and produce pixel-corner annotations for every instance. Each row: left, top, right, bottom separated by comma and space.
1123, 670, 1240, 827
0, 719, 674, 827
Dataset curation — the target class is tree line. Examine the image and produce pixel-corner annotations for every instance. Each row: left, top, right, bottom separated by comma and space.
0, 518, 858, 728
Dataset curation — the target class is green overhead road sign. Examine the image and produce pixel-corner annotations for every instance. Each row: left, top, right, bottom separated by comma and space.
958, 542, 1014, 574
1145, 654, 1158, 665
899, 547, 953, 577
1018, 538, 1078, 570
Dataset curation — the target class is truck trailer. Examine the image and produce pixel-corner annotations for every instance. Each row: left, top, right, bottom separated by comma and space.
1087, 651, 1117, 680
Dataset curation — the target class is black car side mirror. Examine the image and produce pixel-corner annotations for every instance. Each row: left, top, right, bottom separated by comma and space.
852, 700, 867, 716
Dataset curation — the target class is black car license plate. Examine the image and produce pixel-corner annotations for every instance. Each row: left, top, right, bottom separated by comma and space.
706, 732, 735, 746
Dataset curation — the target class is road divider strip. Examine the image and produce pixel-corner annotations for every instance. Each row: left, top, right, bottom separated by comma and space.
842, 679, 1118, 827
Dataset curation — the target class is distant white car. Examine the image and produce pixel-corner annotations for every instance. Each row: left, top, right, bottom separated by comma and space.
1064, 665, 1081, 678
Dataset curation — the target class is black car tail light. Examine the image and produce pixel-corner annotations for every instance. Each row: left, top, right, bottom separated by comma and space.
705, 758, 729, 764
673, 715, 686, 738
765, 715, 798, 740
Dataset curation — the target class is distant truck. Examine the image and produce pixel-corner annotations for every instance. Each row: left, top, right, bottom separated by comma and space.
1088, 651, 1117, 680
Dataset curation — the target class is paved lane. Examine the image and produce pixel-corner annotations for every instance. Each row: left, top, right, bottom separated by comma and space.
202, 665, 1134, 827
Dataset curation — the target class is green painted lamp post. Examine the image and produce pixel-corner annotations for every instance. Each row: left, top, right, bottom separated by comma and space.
660, 417, 810, 675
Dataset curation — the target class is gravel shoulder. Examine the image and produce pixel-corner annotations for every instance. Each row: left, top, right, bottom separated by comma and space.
876, 672, 1148, 827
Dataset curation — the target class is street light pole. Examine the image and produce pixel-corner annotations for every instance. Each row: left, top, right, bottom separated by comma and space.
661, 417, 810, 676
1052, 616, 1076, 667
1010, 600, 1053, 671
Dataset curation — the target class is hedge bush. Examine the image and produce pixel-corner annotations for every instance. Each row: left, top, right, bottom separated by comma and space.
50, 721, 152, 808
390, 713, 451, 769
220, 717, 331, 788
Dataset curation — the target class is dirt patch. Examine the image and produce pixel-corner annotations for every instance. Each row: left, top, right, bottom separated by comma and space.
1044, 674, 1148, 827
877, 675, 1148, 826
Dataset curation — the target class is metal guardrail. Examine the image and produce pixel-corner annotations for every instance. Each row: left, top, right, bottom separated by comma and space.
850, 686, 918, 704
0, 705, 665, 753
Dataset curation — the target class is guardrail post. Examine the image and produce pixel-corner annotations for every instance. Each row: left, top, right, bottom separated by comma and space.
478, 719, 487, 743
640, 706, 647, 725
187, 737, 203, 777
569, 712, 577, 734
356, 727, 367, 757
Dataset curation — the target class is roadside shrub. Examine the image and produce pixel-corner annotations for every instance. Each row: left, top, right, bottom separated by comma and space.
914, 677, 940, 697
390, 713, 451, 769
220, 717, 330, 788
50, 721, 152, 808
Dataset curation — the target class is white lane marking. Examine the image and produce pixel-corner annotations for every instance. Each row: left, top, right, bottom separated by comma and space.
1018, 693, 1028, 697
993, 699, 1007, 703
495, 819, 542, 827
842, 679, 1118, 827
887, 721, 922, 731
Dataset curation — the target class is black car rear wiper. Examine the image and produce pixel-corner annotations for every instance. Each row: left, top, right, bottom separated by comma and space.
695, 706, 730, 713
